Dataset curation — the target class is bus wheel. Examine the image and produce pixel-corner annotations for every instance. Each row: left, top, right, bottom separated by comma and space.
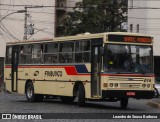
60, 96, 75, 103
25, 82, 43, 102
154, 88, 159, 98
77, 84, 85, 107
120, 98, 128, 109
26, 82, 35, 102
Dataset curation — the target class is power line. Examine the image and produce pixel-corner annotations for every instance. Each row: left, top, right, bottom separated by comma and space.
0, 8, 55, 15
0, 3, 160, 9
0, 22, 20, 41
0, 3, 127, 9
5, 16, 55, 24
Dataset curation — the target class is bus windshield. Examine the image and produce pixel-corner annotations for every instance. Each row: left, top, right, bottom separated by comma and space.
103, 44, 153, 74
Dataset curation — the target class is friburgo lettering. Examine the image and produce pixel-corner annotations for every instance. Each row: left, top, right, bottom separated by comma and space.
45, 71, 62, 77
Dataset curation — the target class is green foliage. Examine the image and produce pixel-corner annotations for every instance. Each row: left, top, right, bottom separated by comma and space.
57, 0, 127, 36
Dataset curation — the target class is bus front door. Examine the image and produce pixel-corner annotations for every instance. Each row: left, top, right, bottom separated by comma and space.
91, 45, 101, 97
11, 47, 19, 92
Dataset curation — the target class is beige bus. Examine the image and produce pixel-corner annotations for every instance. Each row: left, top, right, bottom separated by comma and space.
5, 32, 155, 109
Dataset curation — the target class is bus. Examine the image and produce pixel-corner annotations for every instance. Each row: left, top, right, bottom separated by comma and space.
5, 32, 155, 109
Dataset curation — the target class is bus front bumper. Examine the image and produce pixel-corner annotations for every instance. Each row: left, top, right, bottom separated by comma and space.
102, 90, 154, 99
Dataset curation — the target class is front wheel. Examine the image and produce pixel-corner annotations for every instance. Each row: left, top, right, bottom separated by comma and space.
154, 88, 159, 98
120, 98, 128, 109
25, 82, 43, 102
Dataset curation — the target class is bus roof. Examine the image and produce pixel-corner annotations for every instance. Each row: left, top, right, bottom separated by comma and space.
6, 32, 153, 45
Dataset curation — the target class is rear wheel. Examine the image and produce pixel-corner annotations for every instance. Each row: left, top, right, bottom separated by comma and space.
120, 98, 128, 109
25, 82, 43, 102
154, 88, 159, 98
77, 84, 85, 107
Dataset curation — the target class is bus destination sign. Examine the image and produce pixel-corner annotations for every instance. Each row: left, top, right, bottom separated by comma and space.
108, 34, 152, 43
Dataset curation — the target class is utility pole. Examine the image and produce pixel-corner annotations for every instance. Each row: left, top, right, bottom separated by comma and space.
23, 6, 44, 40
23, 6, 28, 40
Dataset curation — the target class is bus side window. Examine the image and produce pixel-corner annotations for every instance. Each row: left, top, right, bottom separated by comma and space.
75, 41, 83, 63
19, 45, 31, 64
31, 44, 43, 64
44, 43, 58, 64
6, 46, 12, 64
83, 40, 90, 62
19, 46, 25, 64
75, 40, 91, 63
59, 42, 74, 63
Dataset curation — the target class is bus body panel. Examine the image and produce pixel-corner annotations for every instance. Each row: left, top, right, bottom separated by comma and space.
4, 32, 155, 102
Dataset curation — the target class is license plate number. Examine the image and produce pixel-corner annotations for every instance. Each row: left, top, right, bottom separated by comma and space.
127, 92, 135, 96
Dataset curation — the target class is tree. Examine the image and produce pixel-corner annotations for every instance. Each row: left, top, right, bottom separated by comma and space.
57, 0, 127, 36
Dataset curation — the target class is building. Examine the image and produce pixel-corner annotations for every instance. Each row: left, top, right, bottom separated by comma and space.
56, 0, 82, 36
128, 0, 160, 77
0, 0, 81, 57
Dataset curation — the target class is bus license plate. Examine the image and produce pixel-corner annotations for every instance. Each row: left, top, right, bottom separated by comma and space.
127, 92, 135, 96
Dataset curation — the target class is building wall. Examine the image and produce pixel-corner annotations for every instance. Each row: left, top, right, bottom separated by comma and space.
128, 0, 160, 77
147, 1, 160, 56
0, 0, 56, 57
67, 0, 82, 12
128, 0, 148, 34
0, 0, 82, 57
128, 0, 160, 56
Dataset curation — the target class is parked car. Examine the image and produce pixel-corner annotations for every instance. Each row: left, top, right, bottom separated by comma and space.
154, 80, 160, 98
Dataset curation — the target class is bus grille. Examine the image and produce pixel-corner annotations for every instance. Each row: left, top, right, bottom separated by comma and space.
120, 83, 141, 88
109, 76, 144, 89
109, 77, 144, 82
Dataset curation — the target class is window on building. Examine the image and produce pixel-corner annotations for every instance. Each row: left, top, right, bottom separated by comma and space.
130, 24, 133, 32
137, 24, 139, 33
130, 0, 133, 8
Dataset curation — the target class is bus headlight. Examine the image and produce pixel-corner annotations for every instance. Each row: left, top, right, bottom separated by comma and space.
142, 84, 146, 88
114, 83, 118, 87
147, 84, 150, 88
110, 83, 113, 87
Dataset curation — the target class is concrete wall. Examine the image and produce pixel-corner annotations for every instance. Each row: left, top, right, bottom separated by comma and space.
128, 0, 148, 34
0, 0, 82, 57
0, 0, 56, 57
67, 0, 82, 12
128, 0, 160, 56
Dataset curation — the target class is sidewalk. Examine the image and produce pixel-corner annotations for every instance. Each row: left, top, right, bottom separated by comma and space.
148, 98, 160, 108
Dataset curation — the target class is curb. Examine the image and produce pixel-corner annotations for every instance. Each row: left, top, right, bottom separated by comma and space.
148, 100, 160, 108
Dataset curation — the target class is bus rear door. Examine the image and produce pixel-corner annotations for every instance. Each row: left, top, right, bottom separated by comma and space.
11, 46, 19, 92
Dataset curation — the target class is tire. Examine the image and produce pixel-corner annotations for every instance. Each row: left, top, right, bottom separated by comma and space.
25, 82, 43, 102
77, 84, 85, 107
154, 88, 159, 98
60, 96, 75, 103
120, 98, 128, 109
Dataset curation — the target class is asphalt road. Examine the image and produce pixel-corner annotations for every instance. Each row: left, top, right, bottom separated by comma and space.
0, 93, 159, 122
